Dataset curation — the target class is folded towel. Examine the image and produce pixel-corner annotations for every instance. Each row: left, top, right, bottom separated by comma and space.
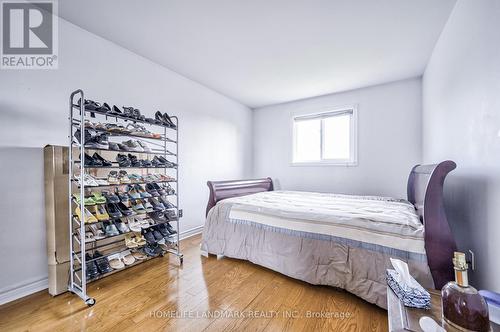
386, 269, 431, 309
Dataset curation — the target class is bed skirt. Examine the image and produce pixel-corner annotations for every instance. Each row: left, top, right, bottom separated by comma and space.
201, 203, 434, 309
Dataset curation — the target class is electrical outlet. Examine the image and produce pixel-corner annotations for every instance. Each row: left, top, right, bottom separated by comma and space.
468, 250, 475, 271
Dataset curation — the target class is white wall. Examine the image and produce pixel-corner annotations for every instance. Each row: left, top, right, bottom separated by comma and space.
0, 18, 252, 302
253, 78, 422, 198
422, 0, 500, 291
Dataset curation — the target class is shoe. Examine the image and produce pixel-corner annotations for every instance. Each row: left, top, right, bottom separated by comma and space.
93, 251, 113, 274
74, 128, 109, 149
143, 230, 157, 244
156, 223, 171, 237
120, 250, 136, 266
114, 220, 130, 233
73, 193, 96, 206
122, 140, 143, 152
79, 153, 101, 167
116, 154, 131, 167
162, 113, 176, 129
127, 185, 142, 199
164, 222, 177, 234
108, 253, 125, 270
92, 153, 112, 166
133, 232, 146, 246
132, 200, 146, 214
91, 205, 109, 221
141, 159, 152, 168
89, 224, 106, 240
143, 200, 154, 212
102, 190, 120, 204
137, 141, 151, 152
151, 183, 166, 195
150, 197, 165, 211
152, 229, 164, 241
149, 211, 167, 223
144, 243, 162, 257
75, 206, 98, 223
117, 143, 130, 151
85, 254, 100, 280
107, 171, 120, 184
75, 174, 98, 187
135, 184, 152, 198
91, 192, 107, 204
103, 221, 120, 236
132, 251, 147, 260
116, 190, 130, 207
145, 183, 160, 197
125, 233, 139, 248
118, 170, 131, 183
158, 196, 173, 208
117, 202, 133, 216
128, 174, 143, 183
164, 183, 176, 195
164, 209, 177, 220
108, 142, 120, 151
127, 154, 143, 167
89, 174, 108, 186
106, 203, 123, 219
151, 156, 165, 167
127, 217, 142, 232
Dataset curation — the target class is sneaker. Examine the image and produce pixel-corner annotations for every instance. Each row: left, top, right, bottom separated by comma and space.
106, 203, 123, 219
127, 154, 143, 167
145, 183, 160, 197
122, 140, 143, 152
108, 142, 120, 151
150, 197, 165, 211
92, 153, 112, 166
137, 141, 151, 152
116, 154, 131, 167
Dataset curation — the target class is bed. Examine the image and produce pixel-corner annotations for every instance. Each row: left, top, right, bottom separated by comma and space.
200, 161, 457, 309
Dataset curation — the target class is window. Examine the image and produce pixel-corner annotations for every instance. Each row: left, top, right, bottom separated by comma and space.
292, 107, 357, 165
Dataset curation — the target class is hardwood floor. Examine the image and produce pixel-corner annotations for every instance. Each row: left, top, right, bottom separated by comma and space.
0, 235, 388, 332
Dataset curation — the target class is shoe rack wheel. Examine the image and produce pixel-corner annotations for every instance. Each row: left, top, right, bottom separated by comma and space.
179, 256, 184, 265
85, 298, 96, 307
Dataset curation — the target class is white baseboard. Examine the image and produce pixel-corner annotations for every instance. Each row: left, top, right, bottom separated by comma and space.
0, 278, 48, 306
179, 225, 204, 240
0, 226, 204, 306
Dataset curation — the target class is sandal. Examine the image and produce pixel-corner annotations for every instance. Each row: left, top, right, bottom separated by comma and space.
93, 205, 109, 221
101, 190, 120, 203
75, 206, 98, 223
107, 254, 125, 270
120, 250, 136, 266
92, 191, 107, 204
125, 233, 139, 248
89, 224, 106, 240
132, 251, 147, 260
73, 193, 96, 206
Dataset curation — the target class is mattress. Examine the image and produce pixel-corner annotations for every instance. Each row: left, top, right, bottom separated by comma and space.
201, 190, 434, 308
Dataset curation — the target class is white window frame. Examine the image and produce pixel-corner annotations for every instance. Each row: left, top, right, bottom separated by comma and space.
291, 105, 358, 166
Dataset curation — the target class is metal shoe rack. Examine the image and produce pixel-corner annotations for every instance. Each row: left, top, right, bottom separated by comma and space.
68, 89, 183, 306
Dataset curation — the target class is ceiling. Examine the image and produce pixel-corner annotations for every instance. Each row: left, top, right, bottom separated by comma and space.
59, 0, 456, 108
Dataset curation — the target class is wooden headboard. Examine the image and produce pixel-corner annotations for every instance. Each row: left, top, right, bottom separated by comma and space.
206, 160, 457, 289
407, 160, 457, 289
206, 177, 273, 216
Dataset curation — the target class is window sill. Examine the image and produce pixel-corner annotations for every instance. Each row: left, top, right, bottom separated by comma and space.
290, 161, 358, 167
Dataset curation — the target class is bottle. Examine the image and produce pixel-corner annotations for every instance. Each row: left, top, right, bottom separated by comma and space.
441, 251, 490, 331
